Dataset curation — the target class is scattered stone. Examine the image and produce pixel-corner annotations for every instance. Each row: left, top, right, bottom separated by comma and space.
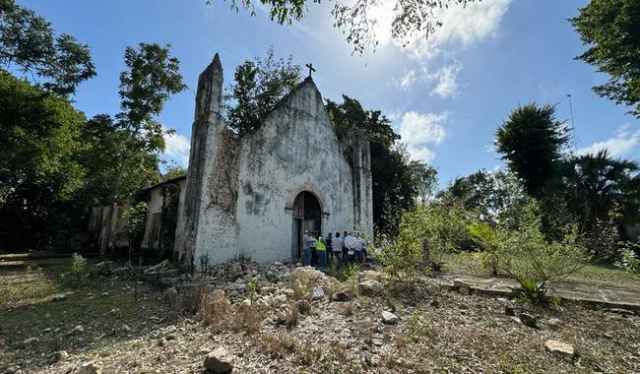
272, 294, 287, 305
54, 350, 69, 362
312, 287, 325, 300
144, 260, 171, 275
605, 308, 636, 317
359, 280, 383, 297
519, 312, 539, 329
546, 318, 562, 330
332, 289, 353, 302
70, 325, 85, 335
544, 340, 575, 357
504, 306, 516, 316
453, 279, 471, 295
22, 337, 39, 346
359, 270, 383, 283
204, 347, 234, 373
121, 324, 132, 333
381, 311, 399, 325
52, 293, 70, 302
77, 362, 101, 374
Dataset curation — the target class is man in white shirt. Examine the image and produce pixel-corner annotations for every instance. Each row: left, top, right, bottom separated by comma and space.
331, 232, 343, 265
344, 232, 357, 262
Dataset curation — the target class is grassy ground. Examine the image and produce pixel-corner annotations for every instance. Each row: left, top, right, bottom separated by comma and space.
442, 252, 640, 288
0, 256, 176, 372
1, 254, 639, 373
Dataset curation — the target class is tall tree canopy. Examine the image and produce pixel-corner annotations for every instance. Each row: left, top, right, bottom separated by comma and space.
325, 96, 437, 234
0, 0, 95, 95
495, 104, 570, 198
572, 0, 640, 117
209, 0, 477, 53
225, 49, 301, 136
0, 69, 86, 248
89, 43, 187, 203
560, 150, 639, 232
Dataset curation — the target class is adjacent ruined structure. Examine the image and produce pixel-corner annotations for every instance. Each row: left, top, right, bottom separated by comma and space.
173, 53, 373, 265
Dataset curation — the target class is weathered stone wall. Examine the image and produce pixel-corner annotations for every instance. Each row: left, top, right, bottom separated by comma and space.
174, 54, 373, 265
175, 54, 240, 265
235, 78, 357, 263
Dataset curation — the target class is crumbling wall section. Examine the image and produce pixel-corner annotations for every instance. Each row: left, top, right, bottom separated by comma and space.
235, 78, 357, 263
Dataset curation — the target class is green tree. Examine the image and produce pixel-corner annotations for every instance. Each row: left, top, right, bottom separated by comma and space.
439, 169, 528, 223
0, 0, 95, 95
496, 201, 590, 303
495, 104, 570, 198
226, 49, 301, 136
162, 165, 187, 181
561, 150, 638, 232
325, 95, 433, 234
210, 0, 478, 54
0, 69, 86, 248
107, 43, 187, 203
572, 0, 640, 117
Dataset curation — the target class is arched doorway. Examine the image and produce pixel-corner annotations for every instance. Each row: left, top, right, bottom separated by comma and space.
292, 191, 322, 260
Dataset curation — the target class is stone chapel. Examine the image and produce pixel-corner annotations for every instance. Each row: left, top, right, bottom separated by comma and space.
90, 53, 373, 264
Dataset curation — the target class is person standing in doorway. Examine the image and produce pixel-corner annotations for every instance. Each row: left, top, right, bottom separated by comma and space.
332, 232, 343, 266
303, 231, 314, 266
342, 231, 349, 263
325, 232, 333, 264
344, 232, 357, 263
315, 234, 327, 268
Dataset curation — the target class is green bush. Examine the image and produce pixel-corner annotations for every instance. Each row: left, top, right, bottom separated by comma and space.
380, 203, 468, 279
616, 242, 640, 274
68, 252, 89, 286
496, 202, 590, 303
468, 221, 500, 275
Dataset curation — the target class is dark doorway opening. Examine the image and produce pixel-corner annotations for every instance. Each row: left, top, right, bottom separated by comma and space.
292, 191, 322, 260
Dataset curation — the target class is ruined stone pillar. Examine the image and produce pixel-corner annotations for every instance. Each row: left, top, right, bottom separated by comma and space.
351, 131, 374, 241
174, 53, 240, 267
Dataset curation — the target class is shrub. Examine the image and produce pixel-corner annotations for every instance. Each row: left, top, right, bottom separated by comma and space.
616, 242, 640, 273
380, 203, 468, 279
68, 252, 89, 286
468, 221, 500, 275
496, 202, 590, 303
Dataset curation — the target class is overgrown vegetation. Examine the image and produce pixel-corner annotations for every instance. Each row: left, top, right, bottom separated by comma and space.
495, 202, 590, 303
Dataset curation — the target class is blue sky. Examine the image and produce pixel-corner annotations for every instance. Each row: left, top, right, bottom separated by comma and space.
18, 0, 640, 187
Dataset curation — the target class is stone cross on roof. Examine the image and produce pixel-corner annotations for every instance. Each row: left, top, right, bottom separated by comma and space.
305, 63, 316, 78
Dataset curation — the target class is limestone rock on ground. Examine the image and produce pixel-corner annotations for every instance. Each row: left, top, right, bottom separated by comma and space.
21, 337, 39, 347
381, 311, 399, 325
359, 280, 383, 297
519, 312, 539, 329
544, 340, 575, 357
332, 288, 353, 302
204, 347, 234, 373
53, 350, 68, 362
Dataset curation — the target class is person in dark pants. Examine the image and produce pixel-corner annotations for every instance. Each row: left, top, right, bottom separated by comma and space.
342, 231, 350, 264
325, 232, 333, 264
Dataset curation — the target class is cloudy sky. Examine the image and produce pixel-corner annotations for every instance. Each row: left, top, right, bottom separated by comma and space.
21, 0, 640, 186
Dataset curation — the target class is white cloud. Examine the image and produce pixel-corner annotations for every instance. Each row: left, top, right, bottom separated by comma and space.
163, 129, 191, 167
395, 60, 462, 97
429, 62, 463, 98
406, 0, 512, 59
396, 111, 448, 162
577, 125, 640, 159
